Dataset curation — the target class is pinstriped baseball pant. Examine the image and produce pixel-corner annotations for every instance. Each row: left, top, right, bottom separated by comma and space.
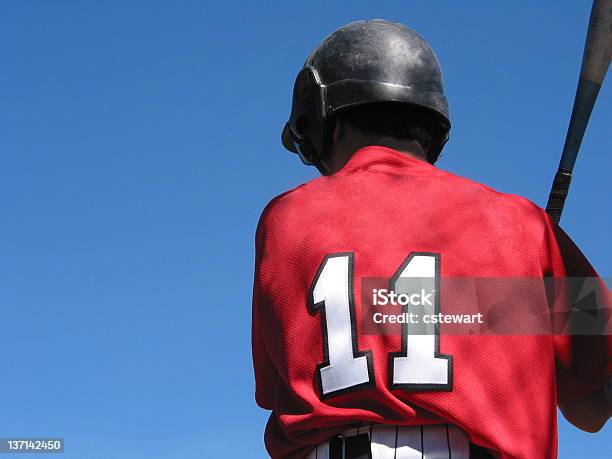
305, 424, 472, 459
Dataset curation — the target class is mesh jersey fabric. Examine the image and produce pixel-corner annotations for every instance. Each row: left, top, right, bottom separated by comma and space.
251, 146, 610, 459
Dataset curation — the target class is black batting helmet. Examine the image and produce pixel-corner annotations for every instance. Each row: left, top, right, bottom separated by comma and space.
281, 19, 451, 166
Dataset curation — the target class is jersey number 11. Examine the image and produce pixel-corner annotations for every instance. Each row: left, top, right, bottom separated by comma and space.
309, 252, 453, 398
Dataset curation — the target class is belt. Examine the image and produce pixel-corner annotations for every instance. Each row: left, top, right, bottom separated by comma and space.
306, 425, 494, 459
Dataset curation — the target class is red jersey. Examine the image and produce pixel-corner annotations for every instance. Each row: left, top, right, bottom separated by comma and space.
251, 146, 610, 458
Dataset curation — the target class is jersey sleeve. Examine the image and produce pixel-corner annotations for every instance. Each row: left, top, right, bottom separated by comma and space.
252, 293, 277, 409
539, 212, 612, 405
251, 204, 280, 410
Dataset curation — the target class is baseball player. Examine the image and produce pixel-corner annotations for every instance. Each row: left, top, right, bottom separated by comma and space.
252, 20, 611, 458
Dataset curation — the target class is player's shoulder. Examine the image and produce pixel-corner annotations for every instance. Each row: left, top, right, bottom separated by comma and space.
254, 174, 345, 255
256, 175, 330, 224
441, 167, 536, 204
433, 166, 550, 233
255, 180, 312, 239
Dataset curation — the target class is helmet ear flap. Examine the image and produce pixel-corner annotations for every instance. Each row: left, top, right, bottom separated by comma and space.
283, 66, 329, 166
426, 119, 451, 164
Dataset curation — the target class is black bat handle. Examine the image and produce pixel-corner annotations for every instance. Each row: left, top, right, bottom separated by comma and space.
545, 168, 573, 224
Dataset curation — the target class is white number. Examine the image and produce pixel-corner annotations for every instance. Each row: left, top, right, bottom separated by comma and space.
310, 253, 373, 396
389, 254, 452, 389
310, 252, 452, 397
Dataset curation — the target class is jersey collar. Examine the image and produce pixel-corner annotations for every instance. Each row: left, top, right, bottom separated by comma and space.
340, 145, 434, 174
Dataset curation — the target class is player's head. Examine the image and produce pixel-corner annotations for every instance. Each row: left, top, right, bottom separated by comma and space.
281, 19, 451, 175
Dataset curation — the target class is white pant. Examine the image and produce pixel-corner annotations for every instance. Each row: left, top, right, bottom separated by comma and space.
306, 424, 470, 459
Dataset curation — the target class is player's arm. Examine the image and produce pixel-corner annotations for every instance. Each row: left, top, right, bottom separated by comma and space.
252, 304, 277, 410
542, 218, 612, 432
559, 380, 611, 432
251, 204, 281, 410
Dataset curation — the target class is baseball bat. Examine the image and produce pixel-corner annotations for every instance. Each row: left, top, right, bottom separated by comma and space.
545, 0, 612, 223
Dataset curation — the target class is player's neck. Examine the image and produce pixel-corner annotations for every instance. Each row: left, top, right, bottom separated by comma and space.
320, 140, 427, 175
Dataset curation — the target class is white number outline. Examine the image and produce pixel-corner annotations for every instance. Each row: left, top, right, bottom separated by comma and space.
308, 252, 375, 398
388, 252, 453, 391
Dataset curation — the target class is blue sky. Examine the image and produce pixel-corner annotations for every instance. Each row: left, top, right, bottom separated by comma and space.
0, 1, 609, 458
